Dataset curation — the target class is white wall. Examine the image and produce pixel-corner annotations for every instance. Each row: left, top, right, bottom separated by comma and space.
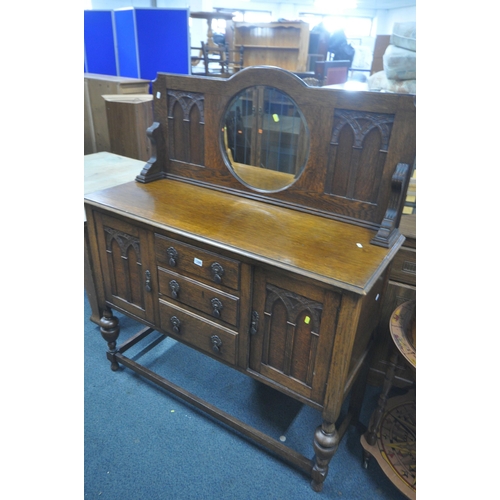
88, 0, 415, 29
86, 1, 416, 53
375, 6, 416, 34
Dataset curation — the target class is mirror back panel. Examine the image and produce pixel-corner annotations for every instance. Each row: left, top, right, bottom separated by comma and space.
138, 67, 415, 237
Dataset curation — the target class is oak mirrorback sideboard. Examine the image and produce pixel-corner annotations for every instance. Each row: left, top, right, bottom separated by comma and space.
84, 66, 416, 492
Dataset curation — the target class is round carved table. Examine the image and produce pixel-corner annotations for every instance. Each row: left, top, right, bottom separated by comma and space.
360, 300, 416, 499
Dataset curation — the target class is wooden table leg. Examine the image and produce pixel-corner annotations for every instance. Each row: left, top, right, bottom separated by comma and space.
311, 420, 340, 492
99, 308, 120, 371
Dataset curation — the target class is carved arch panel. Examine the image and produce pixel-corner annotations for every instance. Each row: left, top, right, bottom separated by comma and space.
94, 213, 155, 322
325, 109, 395, 204
167, 90, 205, 165
263, 284, 323, 387
249, 268, 340, 403
104, 227, 144, 307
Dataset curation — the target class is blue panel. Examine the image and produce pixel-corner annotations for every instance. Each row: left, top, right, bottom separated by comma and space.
84, 10, 117, 76
114, 9, 139, 78
135, 9, 190, 81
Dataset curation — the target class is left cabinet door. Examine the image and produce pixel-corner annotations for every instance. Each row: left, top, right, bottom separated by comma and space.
93, 211, 156, 322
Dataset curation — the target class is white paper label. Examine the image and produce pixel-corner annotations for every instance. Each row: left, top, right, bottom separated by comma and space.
194, 258, 203, 267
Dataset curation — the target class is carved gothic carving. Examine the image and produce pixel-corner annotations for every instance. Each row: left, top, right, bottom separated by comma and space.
167, 91, 205, 165
330, 110, 394, 150
265, 284, 323, 332
104, 227, 141, 261
103, 226, 145, 306
326, 109, 395, 205
167, 90, 205, 123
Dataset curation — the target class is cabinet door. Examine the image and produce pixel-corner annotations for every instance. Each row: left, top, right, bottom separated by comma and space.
249, 268, 341, 404
94, 212, 156, 322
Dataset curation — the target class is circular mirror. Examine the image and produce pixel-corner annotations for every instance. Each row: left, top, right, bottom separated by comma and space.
221, 86, 309, 192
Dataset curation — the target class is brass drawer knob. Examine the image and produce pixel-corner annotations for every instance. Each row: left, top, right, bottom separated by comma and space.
210, 335, 222, 353
170, 316, 181, 335
169, 279, 180, 299
250, 311, 259, 335
167, 246, 178, 267
145, 270, 152, 292
210, 262, 224, 284
211, 297, 223, 318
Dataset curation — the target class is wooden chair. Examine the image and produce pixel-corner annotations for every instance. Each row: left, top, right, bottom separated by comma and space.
192, 42, 244, 77
201, 41, 225, 75
314, 60, 351, 86
190, 44, 206, 74
224, 44, 244, 75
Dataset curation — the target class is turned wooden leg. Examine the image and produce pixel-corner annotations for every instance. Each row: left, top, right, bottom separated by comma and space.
99, 308, 120, 371
311, 421, 340, 492
362, 348, 399, 468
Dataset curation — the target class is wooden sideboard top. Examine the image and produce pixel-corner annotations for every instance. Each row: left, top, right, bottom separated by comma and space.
84, 73, 150, 84
84, 152, 145, 195
85, 179, 403, 294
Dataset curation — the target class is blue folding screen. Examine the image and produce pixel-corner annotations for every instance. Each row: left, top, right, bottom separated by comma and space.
84, 10, 118, 75
84, 8, 190, 80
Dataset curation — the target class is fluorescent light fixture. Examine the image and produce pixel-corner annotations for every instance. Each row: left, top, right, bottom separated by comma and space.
314, 0, 358, 10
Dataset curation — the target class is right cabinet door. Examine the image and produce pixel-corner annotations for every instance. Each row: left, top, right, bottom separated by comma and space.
249, 267, 342, 404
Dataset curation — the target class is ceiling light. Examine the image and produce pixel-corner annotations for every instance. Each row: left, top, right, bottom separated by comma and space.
314, 0, 358, 10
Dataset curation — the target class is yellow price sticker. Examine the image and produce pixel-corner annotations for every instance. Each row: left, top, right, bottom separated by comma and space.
272, 113, 280, 122
304, 316, 311, 324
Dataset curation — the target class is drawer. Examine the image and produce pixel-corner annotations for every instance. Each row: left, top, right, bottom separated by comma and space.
158, 268, 240, 327
159, 299, 237, 365
155, 234, 240, 291
390, 247, 416, 286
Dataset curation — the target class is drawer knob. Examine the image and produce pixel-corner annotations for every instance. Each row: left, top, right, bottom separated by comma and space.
170, 316, 181, 335
169, 279, 180, 299
167, 247, 178, 267
145, 270, 152, 292
210, 262, 225, 284
210, 335, 222, 353
250, 311, 259, 335
211, 297, 223, 318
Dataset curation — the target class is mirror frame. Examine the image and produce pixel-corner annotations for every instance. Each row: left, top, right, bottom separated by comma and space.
220, 85, 310, 193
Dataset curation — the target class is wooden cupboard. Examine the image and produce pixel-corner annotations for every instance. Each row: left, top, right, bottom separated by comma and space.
103, 94, 154, 161
84, 73, 150, 154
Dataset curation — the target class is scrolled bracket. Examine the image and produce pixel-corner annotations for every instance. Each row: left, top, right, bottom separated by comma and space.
135, 121, 166, 183
371, 163, 411, 248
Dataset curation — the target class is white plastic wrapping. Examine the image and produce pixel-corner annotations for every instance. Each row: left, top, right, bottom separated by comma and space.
391, 22, 416, 52
368, 71, 416, 94
383, 44, 416, 80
